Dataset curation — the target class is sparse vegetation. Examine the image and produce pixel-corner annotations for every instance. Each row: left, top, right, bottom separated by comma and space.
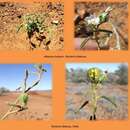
75, 68, 117, 120
0, 64, 47, 120
66, 64, 128, 120
66, 64, 128, 85
115, 64, 128, 85
66, 68, 87, 83
17, 13, 58, 50
0, 87, 9, 96
0, 2, 64, 50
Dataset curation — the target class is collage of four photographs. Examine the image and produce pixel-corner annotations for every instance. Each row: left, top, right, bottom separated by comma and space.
0, 1, 128, 121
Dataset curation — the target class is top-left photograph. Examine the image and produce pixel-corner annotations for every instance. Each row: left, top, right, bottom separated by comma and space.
0, 2, 64, 50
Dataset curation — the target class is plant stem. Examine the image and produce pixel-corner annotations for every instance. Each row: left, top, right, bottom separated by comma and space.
1, 107, 28, 120
91, 83, 98, 120
0, 98, 19, 120
80, 37, 90, 49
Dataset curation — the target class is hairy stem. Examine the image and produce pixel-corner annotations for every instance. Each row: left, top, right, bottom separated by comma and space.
90, 83, 98, 120
0, 98, 19, 120
80, 37, 91, 49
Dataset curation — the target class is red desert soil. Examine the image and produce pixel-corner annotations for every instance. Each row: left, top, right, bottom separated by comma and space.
0, 91, 52, 120
0, 2, 64, 50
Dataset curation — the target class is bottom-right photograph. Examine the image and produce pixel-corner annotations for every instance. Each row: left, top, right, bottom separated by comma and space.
65, 63, 128, 120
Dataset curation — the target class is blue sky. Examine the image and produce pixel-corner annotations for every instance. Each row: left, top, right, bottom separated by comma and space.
66, 63, 128, 72
0, 64, 52, 91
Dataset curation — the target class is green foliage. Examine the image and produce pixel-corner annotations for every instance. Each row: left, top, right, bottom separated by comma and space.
67, 65, 128, 86
115, 64, 128, 85
17, 13, 46, 35
66, 69, 70, 80
99, 12, 108, 23
17, 13, 49, 49
66, 68, 87, 83
19, 93, 29, 107
74, 69, 87, 83
0, 87, 9, 96
17, 12, 59, 50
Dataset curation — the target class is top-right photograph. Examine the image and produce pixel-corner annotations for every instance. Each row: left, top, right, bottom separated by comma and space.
74, 2, 128, 50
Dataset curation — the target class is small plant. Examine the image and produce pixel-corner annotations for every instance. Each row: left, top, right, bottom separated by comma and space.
75, 67, 117, 120
17, 13, 52, 50
76, 6, 121, 50
0, 64, 47, 120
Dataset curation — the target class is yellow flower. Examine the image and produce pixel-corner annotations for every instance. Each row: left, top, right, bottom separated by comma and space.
87, 68, 102, 83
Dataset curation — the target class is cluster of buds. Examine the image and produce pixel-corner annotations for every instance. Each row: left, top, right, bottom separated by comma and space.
85, 6, 113, 26
87, 67, 107, 84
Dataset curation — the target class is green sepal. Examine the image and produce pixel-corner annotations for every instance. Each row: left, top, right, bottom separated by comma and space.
19, 93, 29, 106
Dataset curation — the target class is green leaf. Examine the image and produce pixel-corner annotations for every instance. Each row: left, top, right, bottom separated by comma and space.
79, 100, 89, 110
100, 96, 117, 108
25, 80, 40, 93
25, 70, 29, 80
16, 24, 23, 33
42, 68, 47, 72
31, 80, 40, 87
75, 100, 89, 114
99, 12, 107, 23
98, 74, 107, 83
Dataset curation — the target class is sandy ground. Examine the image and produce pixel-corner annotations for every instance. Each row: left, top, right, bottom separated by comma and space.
0, 2, 64, 50
74, 2, 128, 50
65, 82, 128, 120
0, 91, 52, 120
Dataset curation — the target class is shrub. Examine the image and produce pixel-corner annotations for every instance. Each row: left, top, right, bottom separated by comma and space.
0, 87, 9, 96
66, 68, 87, 83
115, 64, 128, 85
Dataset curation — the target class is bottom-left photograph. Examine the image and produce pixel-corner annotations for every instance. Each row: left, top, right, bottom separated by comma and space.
0, 64, 52, 120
